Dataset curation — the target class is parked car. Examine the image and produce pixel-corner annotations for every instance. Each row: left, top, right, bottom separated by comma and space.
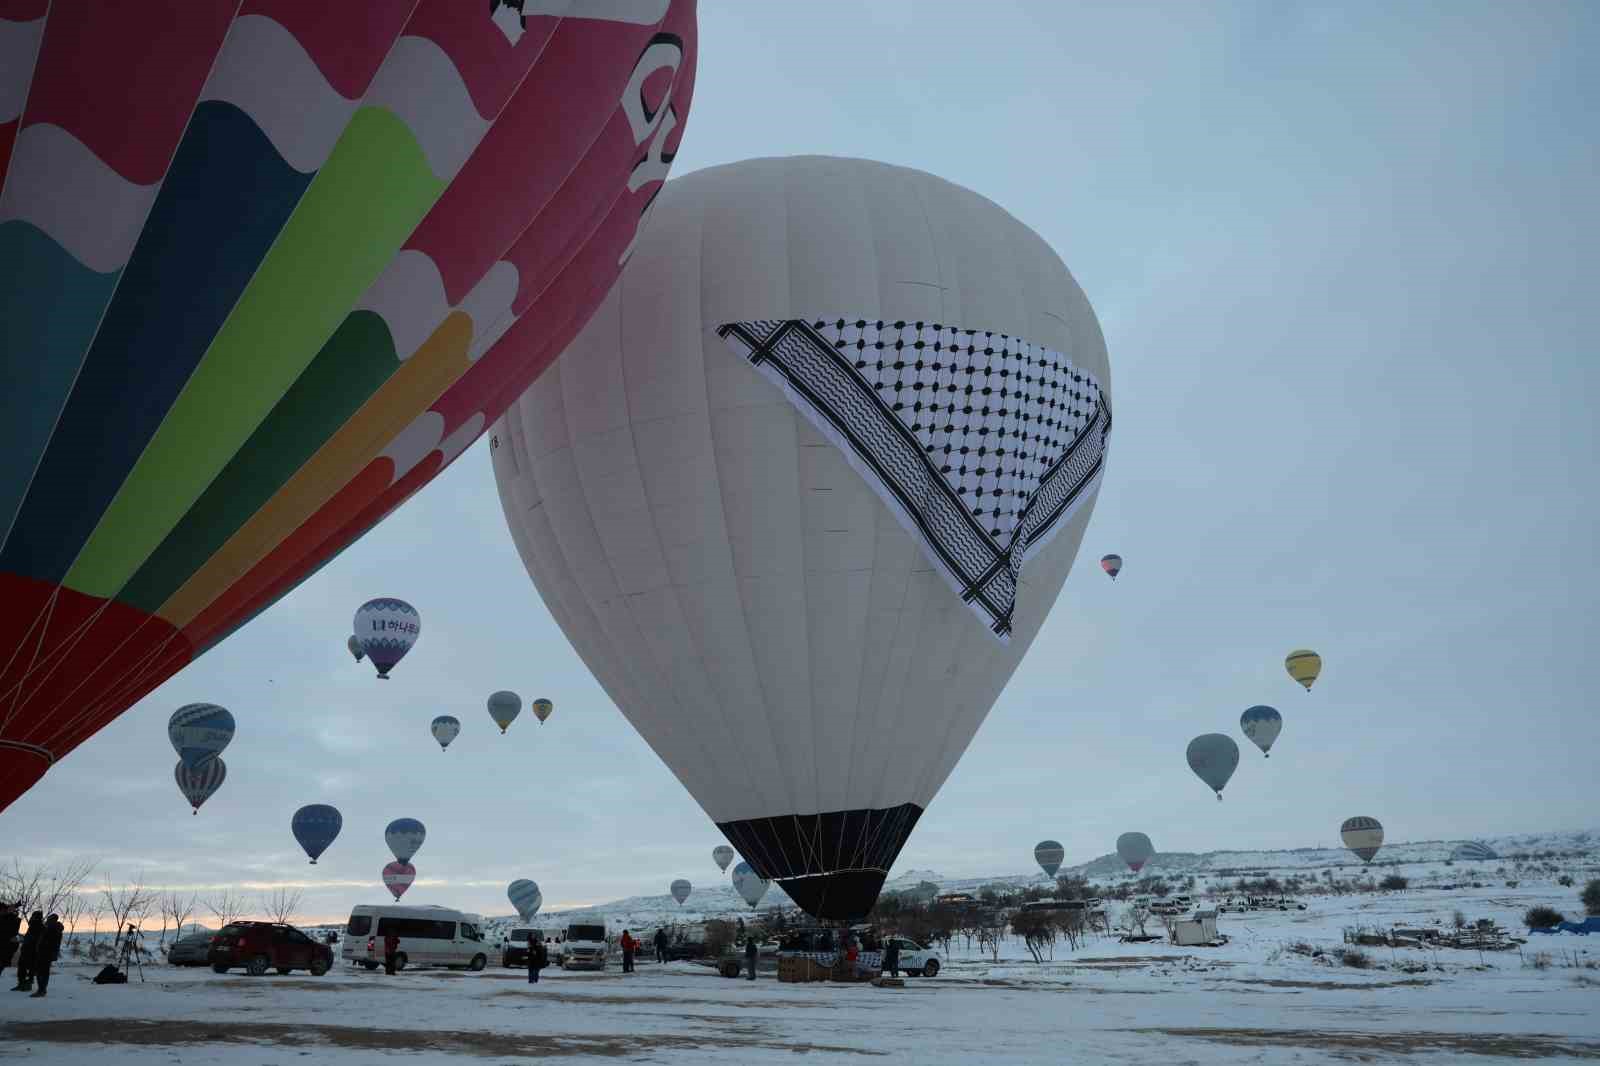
882, 935, 941, 977
208, 922, 333, 976
167, 932, 214, 967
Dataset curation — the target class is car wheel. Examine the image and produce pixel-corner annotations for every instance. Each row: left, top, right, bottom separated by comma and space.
211, 964, 229, 974
362, 961, 379, 971
245, 955, 270, 977
394, 952, 408, 971
469, 954, 487, 972
276, 968, 293, 975
923, 960, 940, 978
309, 957, 329, 976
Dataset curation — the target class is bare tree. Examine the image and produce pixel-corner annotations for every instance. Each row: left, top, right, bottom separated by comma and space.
0, 858, 96, 919
1011, 910, 1056, 963
101, 873, 156, 936
157, 891, 200, 946
204, 888, 248, 929
259, 886, 304, 926
1056, 907, 1087, 952
1120, 901, 1151, 939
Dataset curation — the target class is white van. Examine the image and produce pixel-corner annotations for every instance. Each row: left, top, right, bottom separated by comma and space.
343, 904, 490, 971
559, 920, 608, 971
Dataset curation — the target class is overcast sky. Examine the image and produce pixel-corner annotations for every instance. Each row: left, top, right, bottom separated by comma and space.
6, 1, 1596, 925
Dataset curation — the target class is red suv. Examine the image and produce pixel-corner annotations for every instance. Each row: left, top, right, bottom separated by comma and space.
209, 922, 333, 976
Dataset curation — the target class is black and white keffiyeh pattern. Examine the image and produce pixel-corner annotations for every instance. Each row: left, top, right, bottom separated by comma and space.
717, 317, 1110, 641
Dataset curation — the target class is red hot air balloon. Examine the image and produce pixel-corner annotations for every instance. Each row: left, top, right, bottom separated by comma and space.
0, 1, 698, 813
383, 861, 416, 901
1100, 554, 1122, 580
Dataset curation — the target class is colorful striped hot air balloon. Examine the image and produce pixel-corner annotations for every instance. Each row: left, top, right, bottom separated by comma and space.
0, 0, 699, 814
1340, 816, 1384, 863
1100, 554, 1122, 580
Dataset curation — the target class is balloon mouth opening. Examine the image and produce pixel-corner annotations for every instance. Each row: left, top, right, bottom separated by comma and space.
309, 860, 317, 865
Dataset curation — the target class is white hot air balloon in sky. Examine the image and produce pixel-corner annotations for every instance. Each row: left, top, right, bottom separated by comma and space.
492, 157, 1112, 921
670, 879, 692, 906
713, 845, 736, 872
731, 861, 771, 909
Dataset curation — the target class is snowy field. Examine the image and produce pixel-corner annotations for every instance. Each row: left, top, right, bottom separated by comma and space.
2, 879, 1596, 1064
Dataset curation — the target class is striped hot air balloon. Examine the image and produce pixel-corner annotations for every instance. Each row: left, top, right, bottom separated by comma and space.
174, 757, 226, 814
1285, 649, 1322, 691
1340, 816, 1384, 863
507, 878, 542, 921
383, 861, 415, 901
0, 0, 699, 814
1035, 841, 1066, 879
1100, 554, 1122, 580
1451, 841, 1498, 862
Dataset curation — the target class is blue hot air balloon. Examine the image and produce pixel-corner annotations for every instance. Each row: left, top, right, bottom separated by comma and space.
430, 715, 461, 751
508, 879, 543, 921
1186, 733, 1240, 800
167, 703, 235, 769
1239, 705, 1283, 757
291, 804, 343, 864
385, 817, 426, 864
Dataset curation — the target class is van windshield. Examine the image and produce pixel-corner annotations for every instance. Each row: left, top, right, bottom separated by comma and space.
347, 916, 371, 936
509, 929, 533, 943
568, 925, 605, 942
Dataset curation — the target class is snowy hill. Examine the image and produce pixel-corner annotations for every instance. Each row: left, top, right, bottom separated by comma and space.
483, 828, 1596, 936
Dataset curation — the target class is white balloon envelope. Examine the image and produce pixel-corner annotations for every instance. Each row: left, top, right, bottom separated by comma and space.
491, 157, 1111, 920
731, 861, 770, 908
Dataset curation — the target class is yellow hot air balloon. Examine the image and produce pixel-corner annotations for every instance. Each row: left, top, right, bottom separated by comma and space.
1285, 649, 1322, 691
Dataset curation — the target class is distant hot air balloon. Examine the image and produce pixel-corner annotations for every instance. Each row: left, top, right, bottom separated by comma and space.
167, 703, 235, 769
712, 845, 736, 872
383, 861, 416, 901
507, 879, 542, 921
354, 599, 420, 679
492, 157, 1112, 922
1451, 841, 1498, 862
174, 757, 225, 814
291, 804, 343, 864
347, 635, 365, 663
670, 879, 692, 906
1186, 734, 1240, 800
1116, 832, 1155, 873
430, 715, 461, 750
1100, 554, 1122, 580
385, 817, 426, 864
532, 698, 554, 724
0, 1, 700, 817
1035, 841, 1066, 879
731, 862, 770, 909
487, 691, 522, 734
1285, 649, 1322, 692
1340, 816, 1384, 863
1239, 705, 1282, 757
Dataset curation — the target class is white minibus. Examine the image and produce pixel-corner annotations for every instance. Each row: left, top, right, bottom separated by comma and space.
343, 904, 490, 971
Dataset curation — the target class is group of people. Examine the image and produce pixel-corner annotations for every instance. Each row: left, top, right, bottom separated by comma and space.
1, 902, 65, 997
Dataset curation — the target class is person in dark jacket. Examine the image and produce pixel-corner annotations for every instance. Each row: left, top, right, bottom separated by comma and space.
882, 938, 900, 978
383, 931, 400, 975
10, 912, 42, 991
653, 927, 668, 964
0, 903, 20, 981
528, 936, 547, 983
30, 915, 63, 997
744, 935, 758, 981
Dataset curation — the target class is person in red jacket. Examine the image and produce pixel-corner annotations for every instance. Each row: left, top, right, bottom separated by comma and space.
383, 932, 400, 975
619, 930, 636, 973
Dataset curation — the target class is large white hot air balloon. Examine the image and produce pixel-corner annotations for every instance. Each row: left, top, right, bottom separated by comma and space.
491, 157, 1112, 921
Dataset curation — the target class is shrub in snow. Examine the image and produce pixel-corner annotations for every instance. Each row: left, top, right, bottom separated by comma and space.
1524, 906, 1564, 930
1583, 880, 1600, 916
1379, 875, 1408, 891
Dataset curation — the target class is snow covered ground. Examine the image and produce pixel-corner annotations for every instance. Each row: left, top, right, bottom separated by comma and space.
3, 877, 1596, 1063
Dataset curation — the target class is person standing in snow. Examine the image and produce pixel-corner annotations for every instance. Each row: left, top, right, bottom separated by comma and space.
0, 903, 20, 982
383, 930, 400, 975
653, 927, 668, 964
528, 935, 547, 984
10, 911, 42, 992
30, 915, 62, 998
744, 935, 758, 981
882, 937, 900, 979
619, 929, 636, 973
